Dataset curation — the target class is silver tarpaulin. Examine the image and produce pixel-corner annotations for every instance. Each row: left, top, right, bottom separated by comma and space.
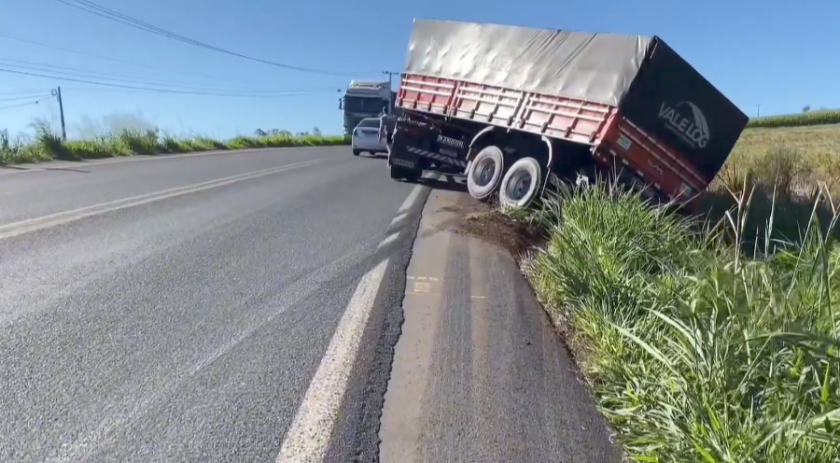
404, 19, 653, 107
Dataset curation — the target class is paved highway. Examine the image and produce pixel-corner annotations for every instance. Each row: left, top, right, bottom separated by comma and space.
0, 148, 425, 463
0, 147, 618, 463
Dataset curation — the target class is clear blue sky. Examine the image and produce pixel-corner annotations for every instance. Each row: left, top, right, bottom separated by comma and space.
0, 0, 835, 139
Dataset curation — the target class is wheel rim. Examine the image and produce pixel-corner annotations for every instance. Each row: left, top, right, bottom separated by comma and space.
506, 169, 532, 201
473, 157, 496, 187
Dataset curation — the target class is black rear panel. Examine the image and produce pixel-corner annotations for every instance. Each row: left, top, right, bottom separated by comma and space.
619, 37, 749, 183
390, 118, 469, 170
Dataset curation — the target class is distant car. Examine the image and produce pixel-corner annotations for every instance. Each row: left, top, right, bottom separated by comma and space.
352, 118, 388, 156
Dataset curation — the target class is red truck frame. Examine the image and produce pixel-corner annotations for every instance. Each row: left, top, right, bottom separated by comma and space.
396, 73, 708, 203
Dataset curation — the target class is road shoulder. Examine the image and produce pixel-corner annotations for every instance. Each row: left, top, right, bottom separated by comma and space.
379, 188, 622, 463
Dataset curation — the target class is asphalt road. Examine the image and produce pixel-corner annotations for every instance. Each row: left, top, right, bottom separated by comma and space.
0, 148, 620, 463
378, 190, 621, 463
0, 148, 427, 463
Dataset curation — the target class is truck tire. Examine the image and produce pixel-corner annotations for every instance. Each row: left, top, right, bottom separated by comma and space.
499, 157, 542, 209
467, 145, 505, 201
353, 149, 360, 156
390, 164, 421, 182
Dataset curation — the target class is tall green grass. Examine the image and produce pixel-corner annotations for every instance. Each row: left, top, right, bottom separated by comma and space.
747, 109, 840, 129
0, 126, 349, 165
520, 182, 840, 463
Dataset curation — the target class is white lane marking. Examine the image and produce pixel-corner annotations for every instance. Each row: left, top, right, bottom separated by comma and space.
276, 182, 428, 463
377, 231, 400, 249
276, 259, 389, 463
0, 147, 314, 176
0, 159, 324, 241
389, 212, 407, 227
380, 185, 425, 248
398, 185, 422, 213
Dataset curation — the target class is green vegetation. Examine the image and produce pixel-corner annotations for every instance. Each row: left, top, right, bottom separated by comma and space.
508, 122, 840, 462
518, 182, 840, 463
702, 124, 840, 246
0, 124, 349, 165
717, 125, 840, 192
747, 108, 840, 129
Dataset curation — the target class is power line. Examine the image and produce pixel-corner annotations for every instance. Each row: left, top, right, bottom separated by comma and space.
0, 96, 52, 111
0, 67, 341, 97
0, 58, 301, 92
0, 93, 52, 102
58, 86, 333, 96
54, 0, 374, 77
0, 58, 321, 94
0, 89, 53, 96
0, 32, 250, 86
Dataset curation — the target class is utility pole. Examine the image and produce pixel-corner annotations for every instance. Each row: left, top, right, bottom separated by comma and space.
382, 70, 399, 115
52, 87, 67, 141
756, 104, 761, 118
382, 70, 399, 86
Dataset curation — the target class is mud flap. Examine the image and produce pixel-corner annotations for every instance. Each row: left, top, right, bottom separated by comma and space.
389, 138, 420, 170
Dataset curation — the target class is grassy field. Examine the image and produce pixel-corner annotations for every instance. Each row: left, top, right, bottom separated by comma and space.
703, 124, 840, 247
0, 126, 349, 165
747, 109, 840, 129
714, 124, 840, 193
512, 124, 840, 462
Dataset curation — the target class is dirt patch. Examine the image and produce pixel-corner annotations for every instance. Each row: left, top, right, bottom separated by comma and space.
448, 201, 547, 258
436, 201, 489, 215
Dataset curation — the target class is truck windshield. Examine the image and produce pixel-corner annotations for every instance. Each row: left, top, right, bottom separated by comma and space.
344, 96, 387, 114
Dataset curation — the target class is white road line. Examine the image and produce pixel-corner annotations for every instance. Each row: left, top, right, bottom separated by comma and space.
276, 182, 427, 463
398, 185, 423, 213
0, 147, 304, 176
0, 159, 324, 241
276, 259, 389, 463
377, 231, 400, 249
382, 185, 425, 246
389, 211, 407, 228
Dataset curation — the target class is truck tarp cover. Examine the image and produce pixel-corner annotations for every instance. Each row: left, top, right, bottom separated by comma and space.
405, 19, 652, 107
405, 19, 749, 182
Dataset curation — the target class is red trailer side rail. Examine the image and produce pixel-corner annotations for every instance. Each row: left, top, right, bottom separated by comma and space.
599, 118, 708, 201
397, 73, 712, 201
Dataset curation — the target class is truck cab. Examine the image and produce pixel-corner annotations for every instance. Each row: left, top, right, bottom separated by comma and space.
339, 81, 393, 136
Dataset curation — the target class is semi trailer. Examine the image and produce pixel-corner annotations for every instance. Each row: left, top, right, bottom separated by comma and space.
386, 19, 749, 208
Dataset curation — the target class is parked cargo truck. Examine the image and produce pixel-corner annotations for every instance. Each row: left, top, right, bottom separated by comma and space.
387, 19, 749, 208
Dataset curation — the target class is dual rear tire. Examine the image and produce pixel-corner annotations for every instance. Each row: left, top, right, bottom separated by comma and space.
499, 157, 542, 209
466, 145, 542, 208
466, 146, 505, 201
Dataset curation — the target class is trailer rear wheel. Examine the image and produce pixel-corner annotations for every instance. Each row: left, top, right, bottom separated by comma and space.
467, 146, 505, 201
499, 157, 542, 209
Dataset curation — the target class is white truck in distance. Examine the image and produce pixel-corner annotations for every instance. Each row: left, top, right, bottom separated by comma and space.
339, 80, 393, 137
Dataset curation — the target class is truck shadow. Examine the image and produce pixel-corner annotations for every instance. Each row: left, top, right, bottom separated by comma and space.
358, 153, 388, 160
415, 174, 468, 193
